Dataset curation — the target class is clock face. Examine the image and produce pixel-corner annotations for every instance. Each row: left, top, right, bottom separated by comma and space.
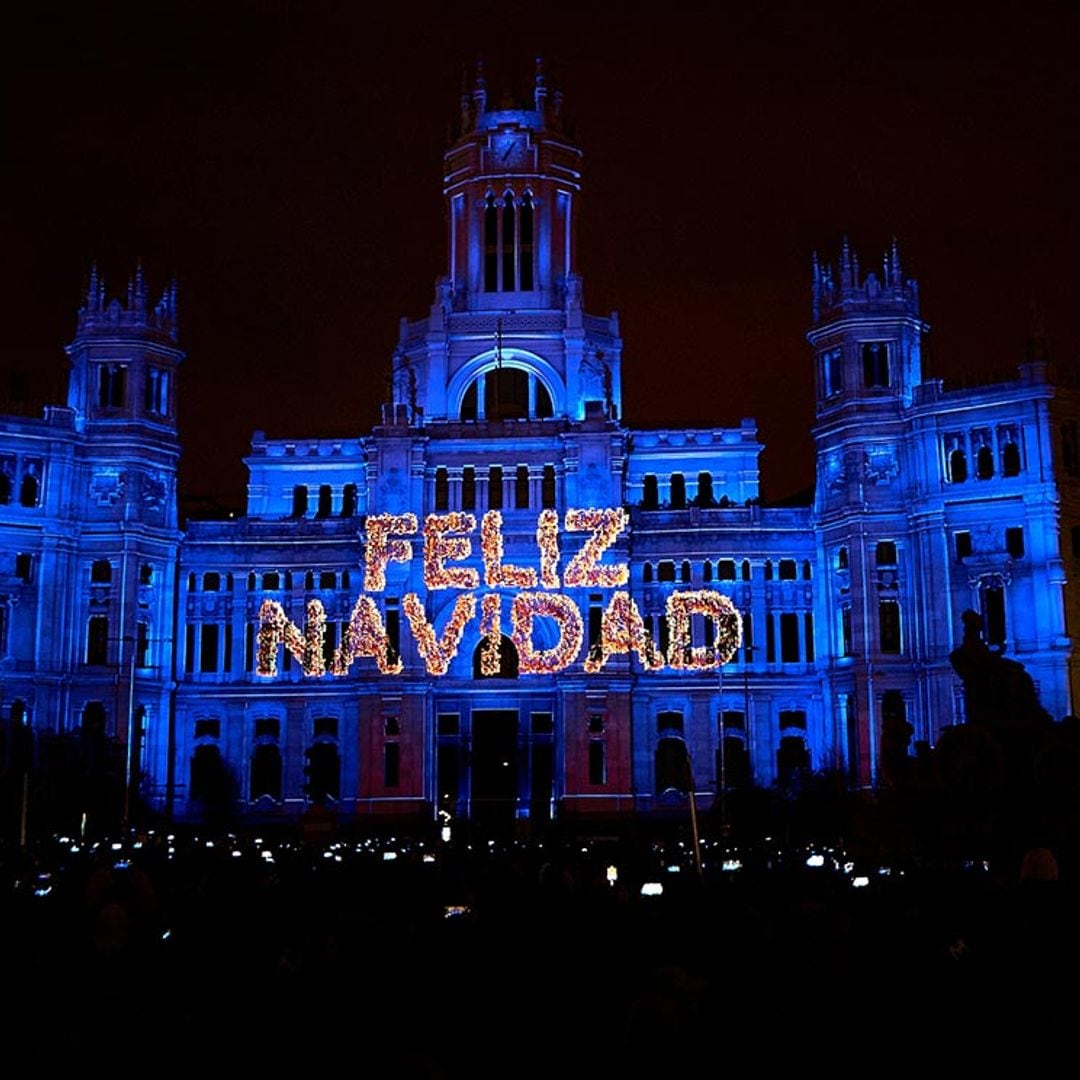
493, 133, 529, 168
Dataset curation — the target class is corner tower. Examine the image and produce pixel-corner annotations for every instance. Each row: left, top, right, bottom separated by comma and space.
390, 61, 623, 425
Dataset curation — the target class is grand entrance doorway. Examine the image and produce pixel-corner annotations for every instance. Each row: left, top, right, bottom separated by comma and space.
470, 710, 518, 825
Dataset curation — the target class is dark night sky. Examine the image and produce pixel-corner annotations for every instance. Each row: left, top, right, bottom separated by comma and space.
2, 2, 1078, 506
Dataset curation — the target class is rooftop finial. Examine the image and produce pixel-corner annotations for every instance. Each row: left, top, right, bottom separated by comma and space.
839, 236, 853, 290
473, 59, 487, 115
460, 67, 472, 134
86, 262, 101, 312
534, 56, 547, 113
134, 260, 147, 314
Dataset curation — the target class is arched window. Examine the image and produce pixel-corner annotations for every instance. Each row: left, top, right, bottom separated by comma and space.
643, 562, 653, 583
519, 191, 534, 290
976, 445, 994, 480
316, 484, 332, 519
0, 470, 11, 505
680, 560, 692, 583
19, 469, 39, 508
642, 474, 658, 509
189, 744, 228, 806
837, 546, 849, 570
341, 483, 358, 517
777, 735, 810, 785
484, 193, 498, 291
670, 473, 686, 509
655, 736, 688, 795
303, 743, 340, 803
695, 472, 715, 507
1002, 441, 1021, 477
473, 635, 519, 679
250, 744, 282, 801
485, 367, 530, 420
949, 448, 968, 483
502, 191, 516, 292
291, 485, 308, 518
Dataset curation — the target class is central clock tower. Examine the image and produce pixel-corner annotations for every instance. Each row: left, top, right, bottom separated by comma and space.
443, 59, 583, 311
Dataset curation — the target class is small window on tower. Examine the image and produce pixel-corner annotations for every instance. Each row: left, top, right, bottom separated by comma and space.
955, 531, 972, 559
875, 541, 897, 566
1005, 527, 1024, 558
861, 342, 890, 388
822, 347, 844, 397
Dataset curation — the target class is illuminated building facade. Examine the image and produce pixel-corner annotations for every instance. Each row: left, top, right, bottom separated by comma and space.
2, 70, 1077, 824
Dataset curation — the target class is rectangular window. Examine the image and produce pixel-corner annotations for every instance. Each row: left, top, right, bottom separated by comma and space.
803, 612, 815, 662
879, 600, 902, 654
322, 621, 338, 669
822, 346, 843, 397
541, 465, 556, 509
200, 624, 219, 673
742, 613, 754, 664
1005, 527, 1024, 558
717, 559, 736, 580
314, 716, 338, 738
955, 531, 972, 559
185, 623, 195, 674
876, 541, 897, 566
642, 474, 658, 510
984, 586, 1006, 647
588, 741, 606, 786
87, 615, 109, 665
461, 466, 476, 511
385, 602, 400, 665
15, 553, 33, 583
438, 713, 460, 736
861, 342, 890, 388
515, 465, 530, 509
588, 597, 602, 653
245, 623, 255, 671
531, 712, 553, 735
779, 709, 807, 730
778, 559, 797, 580
434, 467, 449, 511
780, 612, 800, 663
203, 572, 220, 592
488, 466, 503, 510
657, 561, 676, 583
136, 621, 150, 668
384, 742, 400, 788
766, 614, 776, 663
841, 605, 853, 657
720, 710, 745, 732
223, 624, 232, 673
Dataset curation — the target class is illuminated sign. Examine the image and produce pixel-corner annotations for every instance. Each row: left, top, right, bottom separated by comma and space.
256, 509, 742, 677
